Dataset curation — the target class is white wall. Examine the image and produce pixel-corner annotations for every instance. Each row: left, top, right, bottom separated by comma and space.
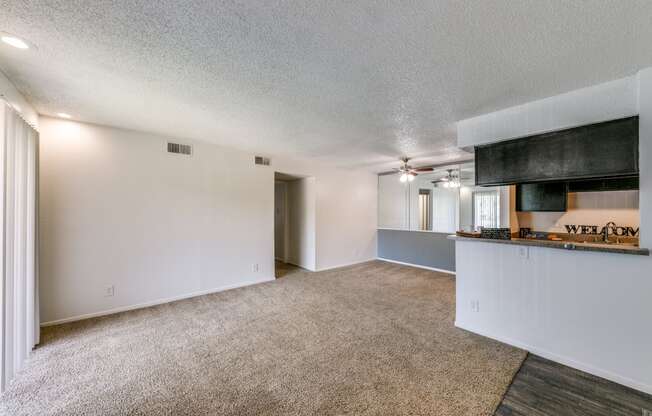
0, 70, 38, 128
431, 187, 459, 233
454, 70, 652, 394
39, 117, 377, 324
287, 178, 316, 270
378, 174, 408, 229
314, 169, 377, 270
457, 76, 638, 148
639, 68, 652, 249
455, 241, 652, 394
271, 161, 377, 272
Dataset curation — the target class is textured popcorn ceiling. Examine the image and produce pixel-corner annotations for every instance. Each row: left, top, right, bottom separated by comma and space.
1, 1, 652, 171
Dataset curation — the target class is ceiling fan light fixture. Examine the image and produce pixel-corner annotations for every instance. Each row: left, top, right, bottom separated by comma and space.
393, 157, 425, 183
0, 32, 33, 50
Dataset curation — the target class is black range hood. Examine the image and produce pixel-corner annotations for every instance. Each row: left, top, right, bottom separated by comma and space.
475, 116, 639, 186
475, 116, 639, 212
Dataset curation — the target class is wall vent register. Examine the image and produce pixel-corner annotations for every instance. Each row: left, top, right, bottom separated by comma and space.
255, 156, 271, 166
167, 141, 192, 156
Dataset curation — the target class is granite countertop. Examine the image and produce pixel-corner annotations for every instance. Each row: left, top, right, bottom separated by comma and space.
448, 235, 650, 256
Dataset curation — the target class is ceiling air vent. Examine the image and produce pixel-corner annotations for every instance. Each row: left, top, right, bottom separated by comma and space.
167, 141, 192, 156
254, 156, 270, 166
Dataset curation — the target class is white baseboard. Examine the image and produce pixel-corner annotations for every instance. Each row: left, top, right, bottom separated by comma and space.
377, 257, 456, 275
41, 277, 274, 327
316, 258, 376, 272
455, 320, 652, 396
284, 260, 316, 272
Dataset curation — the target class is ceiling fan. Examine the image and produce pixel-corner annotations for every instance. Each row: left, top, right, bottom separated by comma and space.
431, 169, 466, 188
393, 157, 434, 182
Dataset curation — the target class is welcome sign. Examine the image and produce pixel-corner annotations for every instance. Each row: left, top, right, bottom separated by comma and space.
565, 224, 639, 237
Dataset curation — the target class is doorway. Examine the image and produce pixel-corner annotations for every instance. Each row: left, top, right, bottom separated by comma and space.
274, 172, 316, 278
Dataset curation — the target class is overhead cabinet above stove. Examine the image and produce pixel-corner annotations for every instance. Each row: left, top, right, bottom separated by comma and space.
474, 116, 639, 186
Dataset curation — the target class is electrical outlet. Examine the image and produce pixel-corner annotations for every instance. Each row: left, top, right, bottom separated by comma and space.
253, 263, 259, 273
470, 300, 480, 313
642, 409, 652, 416
104, 285, 114, 297
519, 246, 529, 259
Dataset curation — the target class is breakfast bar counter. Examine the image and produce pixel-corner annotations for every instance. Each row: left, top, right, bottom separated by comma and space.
448, 235, 650, 256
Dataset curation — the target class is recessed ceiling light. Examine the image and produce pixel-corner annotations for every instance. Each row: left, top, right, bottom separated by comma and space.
57, 113, 72, 119
1, 33, 30, 49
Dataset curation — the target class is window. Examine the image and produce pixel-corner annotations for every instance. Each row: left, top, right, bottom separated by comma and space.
473, 191, 499, 229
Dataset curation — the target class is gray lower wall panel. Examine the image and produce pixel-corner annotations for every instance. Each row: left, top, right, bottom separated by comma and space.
377, 229, 455, 272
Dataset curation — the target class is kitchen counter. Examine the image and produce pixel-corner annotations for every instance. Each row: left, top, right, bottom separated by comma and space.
448, 235, 650, 256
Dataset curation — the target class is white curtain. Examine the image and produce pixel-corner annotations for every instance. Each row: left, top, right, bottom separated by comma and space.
0, 102, 39, 392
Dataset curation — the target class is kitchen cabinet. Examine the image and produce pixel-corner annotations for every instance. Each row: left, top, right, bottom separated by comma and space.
516, 182, 567, 212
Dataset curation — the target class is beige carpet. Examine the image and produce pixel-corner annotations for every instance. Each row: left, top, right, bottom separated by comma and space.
1, 261, 525, 415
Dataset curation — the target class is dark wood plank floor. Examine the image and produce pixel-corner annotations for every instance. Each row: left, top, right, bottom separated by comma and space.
496, 354, 652, 416
275, 260, 302, 278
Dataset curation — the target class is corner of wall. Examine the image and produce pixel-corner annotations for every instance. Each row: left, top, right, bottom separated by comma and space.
0, 70, 39, 129
637, 67, 652, 248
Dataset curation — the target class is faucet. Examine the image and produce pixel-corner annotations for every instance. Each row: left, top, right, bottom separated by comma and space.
603, 222, 616, 243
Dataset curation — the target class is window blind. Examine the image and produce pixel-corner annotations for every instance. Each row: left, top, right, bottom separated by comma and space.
473, 191, 499, 229
0, 102, 39, 392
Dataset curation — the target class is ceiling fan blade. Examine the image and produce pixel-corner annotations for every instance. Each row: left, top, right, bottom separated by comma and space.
414, 167, 434, 172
